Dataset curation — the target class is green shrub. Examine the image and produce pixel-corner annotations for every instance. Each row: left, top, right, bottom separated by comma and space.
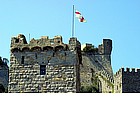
80, 85, 99, 93
83, 45, 98, 53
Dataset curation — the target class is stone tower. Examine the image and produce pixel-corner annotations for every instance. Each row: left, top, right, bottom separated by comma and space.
80, 39, 114, 93
98, 39, 112, 64
8, 34, 81, 93
114, 68, 140, 93
0, 57, 9, 92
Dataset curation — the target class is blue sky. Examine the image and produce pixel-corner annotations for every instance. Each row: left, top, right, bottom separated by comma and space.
0, 0, 140, 73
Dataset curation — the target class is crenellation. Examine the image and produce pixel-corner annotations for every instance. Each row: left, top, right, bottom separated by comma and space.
8, 34, 81, 93
131, 68, 135, 73
121, 67, 140, 74
3, 33, 140, 93
115, 68, 124, 76
11, 35, 69, 53
114, 67, 140, 93
80, 39, 114, 92
100, 70, 114, 83
41, 36, 49, 39
137, 69, 140, 72
121, 68, 124, 71
126, 68, 130, 72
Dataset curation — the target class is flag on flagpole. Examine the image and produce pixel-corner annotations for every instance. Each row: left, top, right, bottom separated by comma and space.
71, 6, 87, 37
75, 10, 86, 22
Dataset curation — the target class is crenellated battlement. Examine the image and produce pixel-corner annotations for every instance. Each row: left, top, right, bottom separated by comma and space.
81, 39, 112, 55
9, 34, 82, 93
99, 70, 114, 83
123, 67, 140, 73
7, 34, 140, 93
115, 68, 140, 76
114, 67, 140, 93
114, 68, 124, 76
11, 34, 70, 52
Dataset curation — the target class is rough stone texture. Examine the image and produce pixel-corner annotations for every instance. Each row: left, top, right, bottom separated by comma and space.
7, 34, 140, 93
80, 39, 114, 93
8, 35, 81, 93
0, 57, 9, 92
8, 35, 114, 93
114, 68, 123, 93
114, 68, 140, 93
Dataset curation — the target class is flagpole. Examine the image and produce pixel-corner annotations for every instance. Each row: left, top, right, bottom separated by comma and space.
72, 5, 75, 37
29, 33, 30, 43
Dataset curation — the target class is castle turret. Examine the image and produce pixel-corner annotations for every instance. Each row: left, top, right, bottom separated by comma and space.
98, 39, 112, 64
8, 34, 81, 93
114, 68, 140, 93
103, 39, 112, 55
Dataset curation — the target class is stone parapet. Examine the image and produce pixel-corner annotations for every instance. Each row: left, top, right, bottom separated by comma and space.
11, 35, 68, 52
9, 34, 81, 93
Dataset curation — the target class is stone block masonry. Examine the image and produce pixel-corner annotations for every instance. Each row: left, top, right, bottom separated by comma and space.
8, 34, 81, 93
0, 57, 9, 92
114, 68, 140, 93
6, 34, 140, 93
80, 39, 114, 93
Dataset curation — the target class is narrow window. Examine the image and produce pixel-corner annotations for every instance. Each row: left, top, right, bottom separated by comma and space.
35, 53, 37, 59
117, 85, 118, 90
40, 65, 46, 75
21, 56, 24, 64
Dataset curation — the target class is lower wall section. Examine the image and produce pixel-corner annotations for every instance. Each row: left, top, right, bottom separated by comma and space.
122, 71, 140, 93
8, 64, 77, 93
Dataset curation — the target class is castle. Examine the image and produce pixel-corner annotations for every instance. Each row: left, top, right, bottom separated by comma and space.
0, 34, 140, 93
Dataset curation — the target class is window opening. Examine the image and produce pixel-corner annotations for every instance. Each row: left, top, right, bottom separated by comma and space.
21, 56, 24, 64
35, 53, 37, 59
40, 65, 46, 75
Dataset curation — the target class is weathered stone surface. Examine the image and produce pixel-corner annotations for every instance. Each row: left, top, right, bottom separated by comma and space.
8, 34, 140, 93
80, 40, 114, 93
114, 68, 140, 93
0, 65, 9, 92
8, 35, 81, 93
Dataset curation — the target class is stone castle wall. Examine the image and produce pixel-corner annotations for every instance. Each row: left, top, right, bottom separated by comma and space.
7, 34, 140, 93
114, 68, 123, 93
8, 35, 81, 93
0, 57, 9, 92
98, 70, 114, 93
114, 68, 140, 93
122, 68, 140, 92
80, 39, 114, 93
9, 35, 114, 93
